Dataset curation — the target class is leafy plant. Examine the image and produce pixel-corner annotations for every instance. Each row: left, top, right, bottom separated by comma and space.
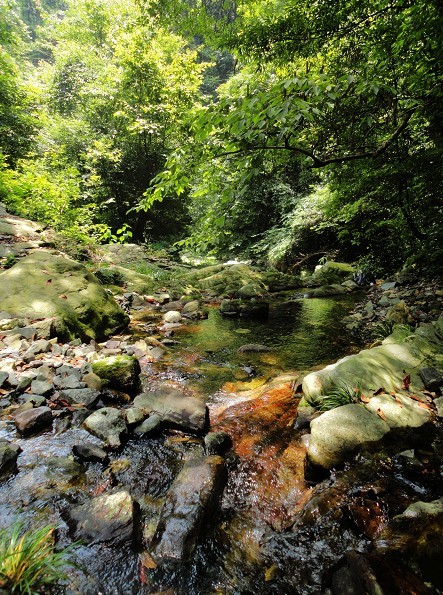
372, 320, 395, 340
0, 521, 77, 594
319, 383, 361, 411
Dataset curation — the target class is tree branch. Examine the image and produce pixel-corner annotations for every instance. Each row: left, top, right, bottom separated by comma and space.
214, 110, 415, 167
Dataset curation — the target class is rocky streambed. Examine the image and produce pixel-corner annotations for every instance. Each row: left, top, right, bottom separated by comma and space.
0, 207, 442, 594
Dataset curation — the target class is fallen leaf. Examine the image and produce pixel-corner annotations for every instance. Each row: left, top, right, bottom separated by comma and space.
140, 551, 157, 570
374, 387, 385, 396
401, 374, 411, 391
417, 402, 433, 411
407, 394, 427, 403
377, 408, 387, 421
360, 394, 371, 403
58, 294, 68, 299
42, 269, 51, 275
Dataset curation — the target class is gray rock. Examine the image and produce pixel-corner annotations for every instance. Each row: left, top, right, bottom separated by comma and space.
17, 375, 34, 391
307, 404, 390, 469
133, 389, 208, 433
419, 367, 443, 391
381, 281, 397, 290
70, 490, 134, 545
125, 407, 145, 426
83, 407, 127, 448
30, 379, 53, 396
151, 456, 227, 563
0, 440, 22, 477
0, 371, 8, 387
14, 406, 53, 436
161, 300, 184, 312
54, 374, 86, 390
434, 397, 443, 418
59, 388, 101, 409
23, 339, 52, 363
73, 443, 108, 464
22, 394, 47, 407
133, 413, 162, 436
82, 372, 103, 391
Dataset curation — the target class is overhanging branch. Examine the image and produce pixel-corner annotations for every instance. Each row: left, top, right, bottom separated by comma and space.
214, 110, 415, 168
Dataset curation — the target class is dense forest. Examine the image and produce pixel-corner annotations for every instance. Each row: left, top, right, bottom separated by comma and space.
1, 0, 442, 275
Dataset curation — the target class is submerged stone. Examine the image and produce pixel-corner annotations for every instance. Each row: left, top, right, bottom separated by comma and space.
150, 455, 227, 563
70, 490, 134, 545
0, 440, 21, 477
133, 389, 208, 433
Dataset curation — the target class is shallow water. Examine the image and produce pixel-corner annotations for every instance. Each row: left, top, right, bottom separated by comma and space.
4, 292, 440, 594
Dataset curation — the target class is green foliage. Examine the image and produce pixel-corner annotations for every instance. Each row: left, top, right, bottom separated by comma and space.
0, 521, 77, 594
319, 383, 361, 411
94, 267, 125, 286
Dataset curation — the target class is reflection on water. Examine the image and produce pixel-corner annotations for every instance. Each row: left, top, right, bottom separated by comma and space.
171, 294, 363, 396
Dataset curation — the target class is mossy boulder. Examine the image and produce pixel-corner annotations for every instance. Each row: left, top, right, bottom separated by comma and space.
92, 355, 141, 392
0, 250, 129, 341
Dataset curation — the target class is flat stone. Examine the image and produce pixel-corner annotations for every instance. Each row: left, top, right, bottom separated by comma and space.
133, 389, 208, 433
237, 344, 271, 353
30, 379, 53, 396
365, 394, 431, 428
70, 490, 134, 545
0, 371, 9, 387
59, 388, 101, 409
125, 407, 145, 426
23, 339, 52, 363
54, 374, 86, 390
14, 406, 53, 436
163, 310, 182, 323
22, 394, 47, 407
133, 413, 162, 436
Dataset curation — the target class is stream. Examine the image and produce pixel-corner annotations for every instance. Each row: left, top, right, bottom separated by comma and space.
1, 291, 441, 594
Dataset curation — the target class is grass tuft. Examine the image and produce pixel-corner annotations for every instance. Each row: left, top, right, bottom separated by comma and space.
319, 382, 361, 411
0, 521, 77, 594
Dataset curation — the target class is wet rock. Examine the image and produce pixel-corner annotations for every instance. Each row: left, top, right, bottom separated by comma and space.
150, 455, 227, 563
83, 407, 127, 448
14, 406, 53, 436
220, 299, 240, 315
204, 431, 232, 455
73, 443, 108, 464
181, 300, 201, 319
70, 490, 134, 545
92, 355, 141, 392
161, 300, 184, 312
434, 397, 443, 417
307, 404, 390, 469
59, 388, 101, 408
125, 407, 144, 427
0, 440, 21, 477
239, 301, 269, 317
376, 498, 443, 589
133, 413, 162, 436
419, 366, 443, 391
304, 284, 349, 298
133, 389, 208, 433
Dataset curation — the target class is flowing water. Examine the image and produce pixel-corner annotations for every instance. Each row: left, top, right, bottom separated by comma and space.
1, 292, 441, 594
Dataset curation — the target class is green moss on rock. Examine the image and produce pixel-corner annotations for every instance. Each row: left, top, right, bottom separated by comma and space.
92, 355, 141, 392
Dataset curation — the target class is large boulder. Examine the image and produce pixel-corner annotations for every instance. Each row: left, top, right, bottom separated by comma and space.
92, 355, 141, 392
307, 404, 390, 469
302, 335, 436, 405
0, 250, 129, 341
150, 455, 227, 563
133, 389, 208, 433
